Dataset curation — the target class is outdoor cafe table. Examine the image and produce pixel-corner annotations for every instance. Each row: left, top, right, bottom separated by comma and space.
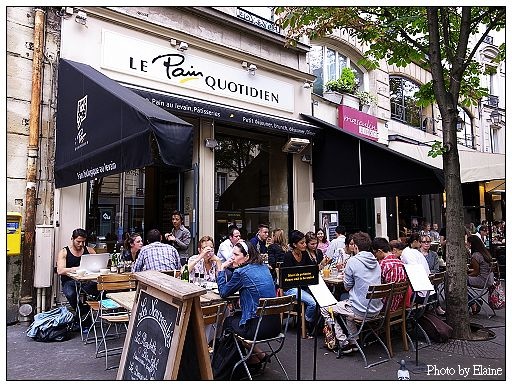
106, 286, 227, 313
323, 275, 346, 300
66, 271, 101, 341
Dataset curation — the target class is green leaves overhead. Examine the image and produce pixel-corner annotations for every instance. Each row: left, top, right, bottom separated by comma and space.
275, 6, 505, 108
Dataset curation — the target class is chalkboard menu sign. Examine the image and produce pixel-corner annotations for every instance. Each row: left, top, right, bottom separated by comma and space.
122, 290, 178, 380
117, 271, 213, 380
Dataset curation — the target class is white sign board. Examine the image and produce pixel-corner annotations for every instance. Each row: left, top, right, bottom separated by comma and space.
101, 30, 294, 112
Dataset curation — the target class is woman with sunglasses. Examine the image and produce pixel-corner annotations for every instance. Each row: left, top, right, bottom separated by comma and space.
418, 236, 440, 274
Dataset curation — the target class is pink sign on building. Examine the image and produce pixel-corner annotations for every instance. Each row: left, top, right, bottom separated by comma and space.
338, 105, 379, 141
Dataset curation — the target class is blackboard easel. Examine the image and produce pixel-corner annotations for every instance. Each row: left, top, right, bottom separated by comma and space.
117, 270, 212, 380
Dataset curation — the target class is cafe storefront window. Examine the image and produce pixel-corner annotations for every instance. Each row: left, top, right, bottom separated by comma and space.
214, 126, 289, 247
86, 168, 146, 252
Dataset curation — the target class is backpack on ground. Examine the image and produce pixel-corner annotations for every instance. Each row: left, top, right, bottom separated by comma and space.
418, 310, 453, 343
26, 306, 74, 343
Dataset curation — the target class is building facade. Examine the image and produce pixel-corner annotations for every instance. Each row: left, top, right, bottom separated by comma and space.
6, 6, 505, 321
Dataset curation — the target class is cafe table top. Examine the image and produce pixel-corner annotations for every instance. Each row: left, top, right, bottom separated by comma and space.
106, 287, 229, 312
323, 275, 344, 286
66, 272, 101, 281
107, 290, 137, 310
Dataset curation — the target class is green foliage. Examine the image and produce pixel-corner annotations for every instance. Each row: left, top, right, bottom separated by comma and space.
275, 6, 505, 109
428, 140, 449, 158
325, 67, 358, 94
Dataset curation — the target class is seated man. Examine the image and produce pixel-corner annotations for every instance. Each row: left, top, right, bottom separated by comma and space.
56, 228, 99, 331
133, 229, 181, 272
373, 237, 408, 312
320, 232, 382, 354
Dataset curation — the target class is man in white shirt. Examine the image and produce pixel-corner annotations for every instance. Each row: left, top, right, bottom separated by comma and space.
325, 225, 346, 264
217, 226, 241, 263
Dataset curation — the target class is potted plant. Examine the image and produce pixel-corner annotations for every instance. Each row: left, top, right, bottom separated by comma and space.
355, 90, 378, 112
323, 67, 359, 108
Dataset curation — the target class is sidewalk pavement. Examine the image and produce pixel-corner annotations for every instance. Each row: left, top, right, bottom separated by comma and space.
6, 292, 506, 381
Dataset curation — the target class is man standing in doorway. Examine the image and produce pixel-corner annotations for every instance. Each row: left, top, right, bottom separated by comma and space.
164, 210, 191, 266
250, 224, 269, 255
217, 225, 241, 263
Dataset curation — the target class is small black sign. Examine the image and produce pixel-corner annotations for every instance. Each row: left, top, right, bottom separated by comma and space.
279, 265, 319, 290
121, 290, 178, 380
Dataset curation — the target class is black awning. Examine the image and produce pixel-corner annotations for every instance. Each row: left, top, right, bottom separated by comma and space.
128, 85, 320, 138
54, 59, 193, 188
301, 114, 445, 200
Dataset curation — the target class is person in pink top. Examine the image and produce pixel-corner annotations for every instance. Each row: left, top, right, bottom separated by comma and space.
316, 228, 330, 255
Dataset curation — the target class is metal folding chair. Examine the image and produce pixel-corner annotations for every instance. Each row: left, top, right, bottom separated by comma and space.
231, 295, 294, 380
337, 283, 393, 368
468, 269, 496, 318
406, 289, 432, 351
95, 273, 137, 370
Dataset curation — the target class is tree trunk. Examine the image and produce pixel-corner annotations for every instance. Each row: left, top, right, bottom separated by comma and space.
442, 115, 472, 339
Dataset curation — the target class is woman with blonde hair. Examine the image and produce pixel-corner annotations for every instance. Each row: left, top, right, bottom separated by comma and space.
188, 235, 221, 282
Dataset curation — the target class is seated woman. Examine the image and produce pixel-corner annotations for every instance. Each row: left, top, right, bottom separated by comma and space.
336, 233, 355, 271
305, 231, 327, 268
267, 228, 288, 286
281, 230, 318, 338
122, 233, 143, 262
218, 241, 279, 366
188, 235, 221, 283
316, 228, 330, 256
467, 234, 494, 315
418, 235, 440, 273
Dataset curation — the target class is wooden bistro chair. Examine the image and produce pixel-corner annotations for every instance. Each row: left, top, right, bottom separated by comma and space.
95, 273, 137, 370
231, 295, 294, 380
384, 280, 410, 358
201, 301, 227, 358
427, 272, 446, 311
337, 283, 393, 368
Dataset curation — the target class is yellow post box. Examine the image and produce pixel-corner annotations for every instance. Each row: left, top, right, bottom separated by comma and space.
7, 212, 22, 256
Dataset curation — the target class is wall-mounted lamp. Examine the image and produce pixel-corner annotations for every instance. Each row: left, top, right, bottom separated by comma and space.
75, 10, 87, 25
490, 109, 502, 125
205, 138, 220, 151
303, 81, 313, 89
282, 137, 310, 154
170, 39, 188, 52
241, 61, 257, 75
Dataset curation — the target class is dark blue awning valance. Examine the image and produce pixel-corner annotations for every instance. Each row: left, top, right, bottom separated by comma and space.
54, 59, 193, 188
